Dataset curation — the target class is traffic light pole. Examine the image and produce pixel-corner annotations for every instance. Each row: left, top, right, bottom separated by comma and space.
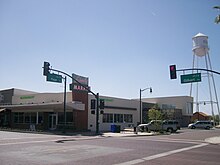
63, 76, 67, 134
43, 62, 100, 134
96, 93, 100, 134
177, 68, 220, 75
170, 65, 220, 125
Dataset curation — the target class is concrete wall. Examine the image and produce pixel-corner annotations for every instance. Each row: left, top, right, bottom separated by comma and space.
88, 95, 139, 132
142, 96, 193, 116
12, 92, 72, 105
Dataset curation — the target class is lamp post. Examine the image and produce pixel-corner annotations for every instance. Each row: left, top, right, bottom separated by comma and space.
139, 87, 152, 124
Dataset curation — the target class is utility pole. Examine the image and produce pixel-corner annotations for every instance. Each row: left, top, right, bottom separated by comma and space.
96, 93, 100, 134
139, 87, 152, 124
63, 76, 67, 133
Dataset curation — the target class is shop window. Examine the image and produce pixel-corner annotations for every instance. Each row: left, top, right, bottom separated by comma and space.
25, 113, 30, 123
30, 113, 36, 124
103, 113, 113, 123
14, 112, 24, 123
58, 112, 73, 125
114, 114, 123, 123
124, 114, 133, 123
38, 112, 43, 124
14, 112, 19, 123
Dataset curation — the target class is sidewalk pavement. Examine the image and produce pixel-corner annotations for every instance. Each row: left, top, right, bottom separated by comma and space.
101, 131, 220, 145
1, 128, 220, 144
205, 136, 220, 144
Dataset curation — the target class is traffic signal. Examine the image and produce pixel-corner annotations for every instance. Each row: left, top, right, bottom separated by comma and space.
91, 99, 96, 109
43, 62, 50, 76
169, 65, 177, 79
150, 87, 152, 93
100, 99, 105, 109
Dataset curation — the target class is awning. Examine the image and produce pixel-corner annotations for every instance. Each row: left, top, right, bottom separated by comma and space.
0, 101, 85, 112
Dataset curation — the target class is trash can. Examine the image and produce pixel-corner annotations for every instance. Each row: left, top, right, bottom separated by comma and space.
115, 125, 121, 133
111, 124, 116, 133
111, 125, 121, 133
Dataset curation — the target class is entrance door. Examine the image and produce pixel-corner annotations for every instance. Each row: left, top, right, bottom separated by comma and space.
49, 113, 57, 130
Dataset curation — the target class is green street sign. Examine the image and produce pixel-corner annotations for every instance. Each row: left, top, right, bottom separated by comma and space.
181, 73, 201, 84
47, 73, 62, 83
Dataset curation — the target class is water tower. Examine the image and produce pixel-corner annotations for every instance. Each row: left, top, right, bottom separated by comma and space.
190, 33, 220, 121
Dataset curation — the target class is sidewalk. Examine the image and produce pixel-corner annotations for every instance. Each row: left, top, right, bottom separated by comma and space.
205, 136, 220, 144
101, 131, 154, 137
101, 131, 220, 145
1, 128, 220, 144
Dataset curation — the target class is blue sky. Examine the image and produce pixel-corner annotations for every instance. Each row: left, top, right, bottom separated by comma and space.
0, 0, 220, 114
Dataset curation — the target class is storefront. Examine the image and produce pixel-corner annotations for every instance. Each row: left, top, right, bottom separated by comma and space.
88, 95, 139, 132
0, 90, 85, 131
0, 88, 193, 131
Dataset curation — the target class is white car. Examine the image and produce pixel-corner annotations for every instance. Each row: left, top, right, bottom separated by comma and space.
137, 120, 179, 133
188, 121, 213, 130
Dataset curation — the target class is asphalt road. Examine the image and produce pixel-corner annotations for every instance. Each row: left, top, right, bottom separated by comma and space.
0, 129, 219, 165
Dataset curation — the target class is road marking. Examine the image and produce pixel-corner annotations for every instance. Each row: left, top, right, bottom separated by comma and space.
114, 143, 208, 165
121, 137, 204, 144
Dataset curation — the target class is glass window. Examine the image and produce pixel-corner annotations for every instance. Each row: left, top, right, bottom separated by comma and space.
14, 112, 19, 123
124, 114, 133, 123
114, 114, 123, 123
14, 112, 24, 123
25, 113, 30, 123
103, 113, 113, 123
18, 112, 24, 123
38, 112, 43, 124
30, 113, 36, 124
58, 112, 64, 124
58, 112, 73, 125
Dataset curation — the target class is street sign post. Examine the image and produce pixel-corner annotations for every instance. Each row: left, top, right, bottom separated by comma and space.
181, 73, 201, 84
47, 73, 62, 83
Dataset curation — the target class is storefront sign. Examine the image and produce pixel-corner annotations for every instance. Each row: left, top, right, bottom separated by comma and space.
71, 73, 89, 91
20, 96, 35, 99
72, 73, 88, 85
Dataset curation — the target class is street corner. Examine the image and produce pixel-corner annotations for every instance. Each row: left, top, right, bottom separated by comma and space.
205, 136, 220, 145
100, 131, 155, 138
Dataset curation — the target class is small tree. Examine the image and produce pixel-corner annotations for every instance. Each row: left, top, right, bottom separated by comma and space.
148, 104, 162, 120
148, 109, 162, 121
148, 105, 163, 132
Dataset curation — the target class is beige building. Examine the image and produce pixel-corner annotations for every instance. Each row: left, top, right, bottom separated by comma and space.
0, 88, 194, 131
142, 96, 193, 126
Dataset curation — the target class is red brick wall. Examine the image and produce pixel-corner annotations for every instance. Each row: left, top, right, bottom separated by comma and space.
72, 90, 88, 131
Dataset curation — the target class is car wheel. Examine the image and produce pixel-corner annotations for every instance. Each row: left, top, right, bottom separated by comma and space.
145, 127, 149, 132
167, 128, 173, 133
191, 126, 196, 129
206, 126, 210, 130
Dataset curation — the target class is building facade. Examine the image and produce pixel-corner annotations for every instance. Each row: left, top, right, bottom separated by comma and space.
142, 96, 193, 126
0, 88, 193, 131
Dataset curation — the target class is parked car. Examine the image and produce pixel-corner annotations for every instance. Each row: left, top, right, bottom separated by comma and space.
137, 120, 179, 133
188, 121, 213, 130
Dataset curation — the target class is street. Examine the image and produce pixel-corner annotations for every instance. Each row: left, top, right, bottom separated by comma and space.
0, 129, 219, 165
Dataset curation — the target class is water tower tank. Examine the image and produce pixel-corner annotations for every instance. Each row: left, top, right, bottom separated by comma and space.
192, 33, 209, 56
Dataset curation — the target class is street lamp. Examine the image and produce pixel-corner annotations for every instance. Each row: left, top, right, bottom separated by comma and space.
139, 87, 152, 124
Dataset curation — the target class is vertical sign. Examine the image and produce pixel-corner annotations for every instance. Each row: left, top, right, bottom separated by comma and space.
71, 73, 89, 91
